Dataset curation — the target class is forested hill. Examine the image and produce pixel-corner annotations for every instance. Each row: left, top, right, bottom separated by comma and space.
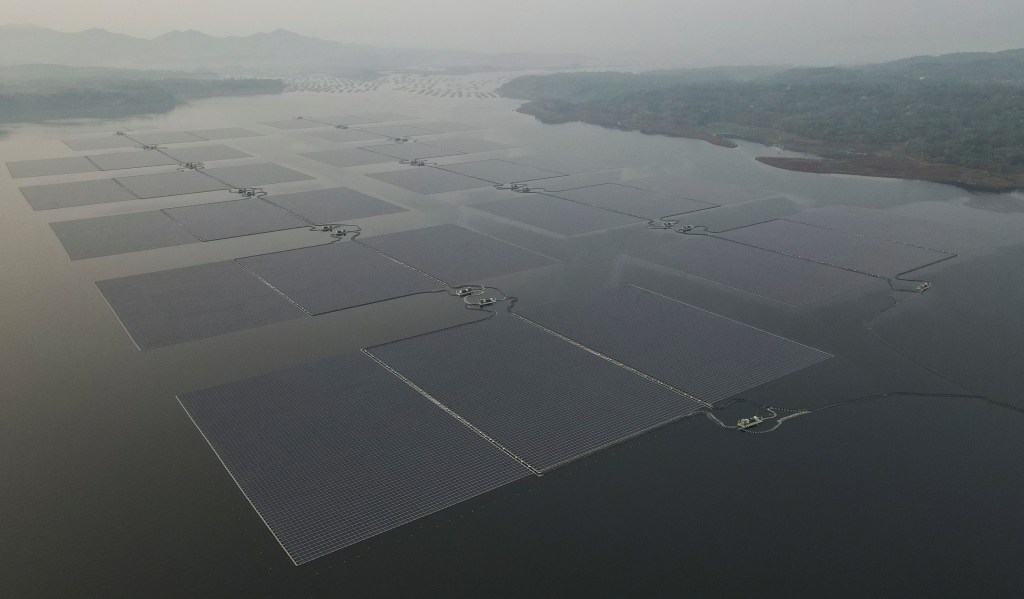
0, 66, 282, 122
499, 50, 1024, 185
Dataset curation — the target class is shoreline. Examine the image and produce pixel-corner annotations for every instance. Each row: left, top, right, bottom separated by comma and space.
516, 103, 1024, 192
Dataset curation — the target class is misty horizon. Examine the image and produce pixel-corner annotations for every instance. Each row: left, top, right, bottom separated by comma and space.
3, 0, 1024, 67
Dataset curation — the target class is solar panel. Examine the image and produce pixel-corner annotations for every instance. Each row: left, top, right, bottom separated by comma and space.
19, 178, 138, 210
305, 129, 387, 143
348, 112, 415, 123
438, 159, 564, 184
627, 234, 878, 306
361, 142, 464, 160
429, 137, 513, 155
519, 286, 832, 403
87, 151, 180, 171
6, 156, 99, 178
162, 145, 251, 163
788, 205, 1012, 252
471, 194, 641, 236
237, 242, 445, 315
551, 183, 715, 219
202, 163, 313, 188
96, 260, 305, 350
415, 121, 483, 133
188, 127, 261, 140
886, 201, 1024, 237
520, 170, 624, 192
178, 352, 529, 565
368, 312, 701, 472
717, 219, 952, 277
62, 136, 140, 151
369, 167, 491, 194
114, 171, 228, 199
623, 175, 774, 205
264, 188, 406, 223
50, 211, 198, 260
360, 224, 557, 285
163, 199, 308, 241
300, 148, 395, 168
359, 124, 439, 138
128, 131, 205, 145
262, 119, 325, 130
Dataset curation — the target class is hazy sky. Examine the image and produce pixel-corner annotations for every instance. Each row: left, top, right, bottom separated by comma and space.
6, 0, 1024, 65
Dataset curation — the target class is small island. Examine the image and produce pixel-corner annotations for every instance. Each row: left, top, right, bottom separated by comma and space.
500, 52, 1024, 191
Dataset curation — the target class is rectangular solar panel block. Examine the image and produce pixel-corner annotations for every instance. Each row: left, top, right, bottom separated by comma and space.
305, 128, 387, 143
87, 150, 180, 171
20, 178, 139, 210
438, 159, 564, 184
360, 223, 557, 285
551, 183, 715, 219
50, 211, 198, 260
788, 205, 1011, 253
188, 127, 261, 140
359, 124, 440, 138
237, 242, 444, 315
162, 145, 252, 163
62, 136, 139, 151
178, 352, 529, 565
6, 156, 99, 178
717, 219, 951, 278
114, 171, 228, 199
96, 260, 305, 350
128, 131, 206, 145
369, 167, 491, 194
429, 137, 512, 155
519, 286, 832, 403
163, 199, 308, 241
623, 175, 774, 205
472, 194, 641, 236
627, 234, 878, 306
520, 170, 624, 192
369, 313, 701, 472
886, 201, 1024, 238
265, 187, 406, 223
203, 163, 313, 188
300, 148, 396, 168
415, 121, 483, 133
360, 142, 464, 160
262, 119, 325, 130
348, 112, 415, 123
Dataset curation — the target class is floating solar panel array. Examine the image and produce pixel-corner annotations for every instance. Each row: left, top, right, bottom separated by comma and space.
549, 183, 715, 220
61, 128, 260, 150
368, 312, 702, 472
17, 163, 314, 210
436, 159, 564, 184
471, 194, 642, 236
369, 167, 492, 194
48, 187, 406, 260
518, 286, 832, 403
7, 146, 253, 179
627, 234, 878, 306
716, 219, 952, 277
177, 352, 531, 565
360, 224, 557, 285
622, 175, 776, 205
788, 204, 1013, 253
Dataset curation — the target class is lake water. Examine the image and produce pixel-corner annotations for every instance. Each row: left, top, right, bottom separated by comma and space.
2, 89, 1023, 597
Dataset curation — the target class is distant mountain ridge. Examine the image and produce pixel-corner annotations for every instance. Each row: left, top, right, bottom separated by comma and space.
0, 25, 589, 74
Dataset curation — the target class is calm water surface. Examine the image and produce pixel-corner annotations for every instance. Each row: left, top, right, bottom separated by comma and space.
1, 90, 1023, 597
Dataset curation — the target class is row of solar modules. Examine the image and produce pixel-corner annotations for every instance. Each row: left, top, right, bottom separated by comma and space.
179, 286, 833, 564
7, 144, 252, 179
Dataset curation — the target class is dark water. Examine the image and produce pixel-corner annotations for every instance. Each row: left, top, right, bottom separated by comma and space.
2, 91, 1023, 598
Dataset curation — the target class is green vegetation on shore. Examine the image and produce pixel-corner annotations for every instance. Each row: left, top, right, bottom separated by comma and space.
499, 51, 1024, 188
0, 65, 283, 123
